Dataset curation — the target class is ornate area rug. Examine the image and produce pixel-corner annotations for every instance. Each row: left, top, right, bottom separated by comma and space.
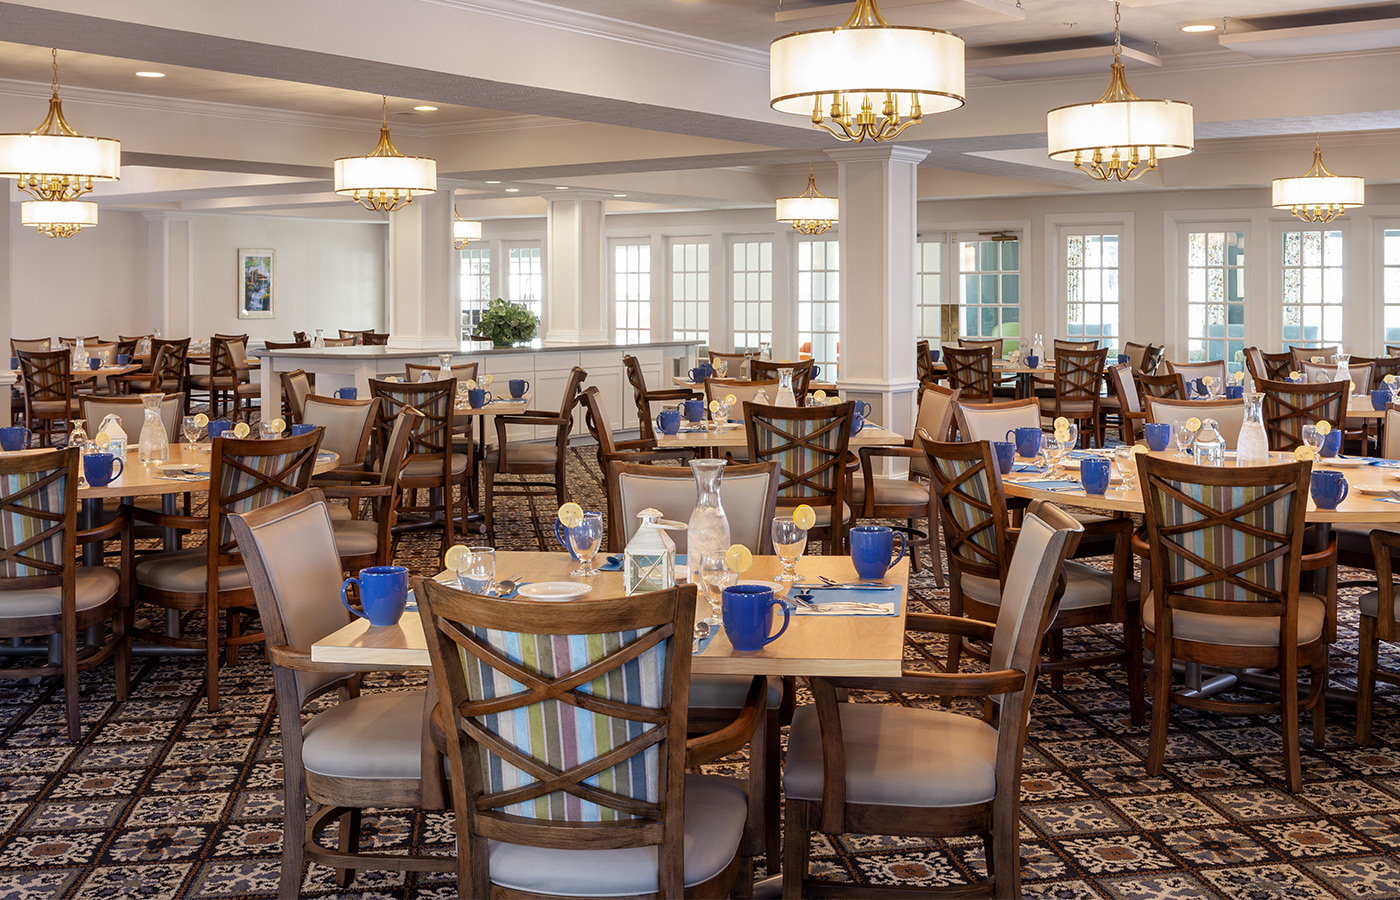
0, 450, 1397, 899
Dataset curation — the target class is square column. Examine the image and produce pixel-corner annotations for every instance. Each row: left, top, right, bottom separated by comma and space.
829, 145, 930, 439
387, 187, 457, 351
545, 193, 609, 345
144, 213, 194, 338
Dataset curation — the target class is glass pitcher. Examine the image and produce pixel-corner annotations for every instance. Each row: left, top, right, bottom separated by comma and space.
775, 368, 798, 407
686, 459, 731, 566
73, 337, 86, 368
1237, 392, 1270, 466
1194, 418, 1226, 467
138, 393, 170, 465
312, 328, 325, 349
1334, 352, 1353, 394
438, 353, 454, 382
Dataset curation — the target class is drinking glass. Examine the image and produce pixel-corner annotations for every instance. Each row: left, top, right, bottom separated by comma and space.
715, 358, 728, 378
771, 516, 807, 584
1301, 423, 1323, 456
181, 415, 201, 446
1113, 444, 1137, 492
567, 511, 604, 576
1173, 419, 1194, 459
457, 547, 496, 594
698, 553, 736, 626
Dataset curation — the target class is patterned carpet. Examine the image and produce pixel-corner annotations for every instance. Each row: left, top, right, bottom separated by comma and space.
1, 448, 1399, 899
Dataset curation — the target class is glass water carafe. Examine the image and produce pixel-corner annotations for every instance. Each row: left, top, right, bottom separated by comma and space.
1334, 352, 1352, 394
775, 368, 798, 407
1194, 418, 1226, 467
312, 329, 325, 349
1237, 392, 1270, 466
438, 353, 454, 382
138, 393, 170, 464
686, 459, 731, 565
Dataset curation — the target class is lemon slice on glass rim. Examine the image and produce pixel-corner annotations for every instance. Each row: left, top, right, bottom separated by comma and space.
93, 432, 111, 450
792, 504, 817, 531
232, 422, 251, 438
1185, 417, 1201, 433
724, 543, 753, 574
1294, 445, 1317, 461
270, 418, 286, 434
812, 390, 827, 402
444, 544, 471, 572
708, 399, 721, 412
193, 413, 209, 428
725, 394, 737, 406
557, 502, 584, 528
1315, 420, 1332, 436
481, 374, 494, 387
1053, 416, 1069, 429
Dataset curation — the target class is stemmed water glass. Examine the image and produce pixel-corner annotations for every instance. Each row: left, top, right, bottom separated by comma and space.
698, 553, 736, 627
1113, 444, 1138, 492
1301, 423, 1323, 456
714, 358, 728, 378
1173, 419, 1194, 459
565, 511, 604, 576
1048, 424, 1077, 476
771, 516, 808, 584
456, 547, 496, 594
182, 415, 202, 447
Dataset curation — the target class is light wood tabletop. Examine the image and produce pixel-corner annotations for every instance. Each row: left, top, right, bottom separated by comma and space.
1000, 449, 1400, 524
66, 442, 340, 500
451, 398, 528, 420
654, 422, 905, 450
672, 376, 839, 393
70, 364, 141, 383
312, 551, 911, 678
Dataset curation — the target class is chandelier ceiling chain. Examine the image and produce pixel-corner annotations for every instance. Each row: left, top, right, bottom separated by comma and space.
776, 165, 839, 235
1271, 133, 1364, 224
333, 95, 437, 213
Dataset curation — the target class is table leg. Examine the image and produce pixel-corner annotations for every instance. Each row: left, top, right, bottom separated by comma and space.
79, 498, 103, 567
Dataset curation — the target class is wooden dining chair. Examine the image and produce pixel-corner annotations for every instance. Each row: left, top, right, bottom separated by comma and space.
743, 400, 854, 554
361, 331, 390, 346
229, 490, 451, 898
1101, 363, 1145, 442
942, 345, 995, 404
708, 349, 752, 379
1290, 345, 1341, 371
10, 337, 52, 353
577, 387, 692, 538
1140, 343, 1165, 375
129, 429, 323, 711
17, 348, 75, 446
415, 578, 755, 899
916, 339, 933, 387
953, 397, 1038, 443
1139, 370, 1186, 401
278, 369, 313, 424
194, 336, 258, 421
321, 407, 421, 571
368, 379, 466, 560
782, 501, 1080, 900
1259, 378, 1347, 451
338, 329, 372, 344
112, 338, 189, 399
1122, 340, 1151, 371
300, 395, 380, 482
1144, 397, 1247, 446
81, 393, 183, 442
321, 337, 357, 348
624, 354, 699, 443
1135, 454, 1332, 792
749, 358, 817, 396
264, 339, 311, 351
405, 361, 478, 385
1053, 338, 1099, 355
1041, 346, 1109, 446
1164, 359, 1227, 389
0, 447, 130, 740
1358, 530, 1400, 745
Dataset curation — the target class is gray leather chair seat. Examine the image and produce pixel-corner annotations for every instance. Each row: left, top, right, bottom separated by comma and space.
0, 567, 118, 618
332, 520, 379, 556
785, 703, 997, 807
301, 689, 428, 780
961, 560, 1138, 611
484, 444, 559, 467
1143, 592, 1325, 647
134, 549, 250, 593
486, 775, 746, 896
689, 674, 782, 709
848, 478, 930, 507
1358, 589, 1400, 620
1037, 398, 1096, 415
811, 502, 853, 528
403, 453, 469, 479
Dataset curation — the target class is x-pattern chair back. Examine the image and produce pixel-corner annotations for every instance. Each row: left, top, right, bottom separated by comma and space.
1141, 344, 1165, 375
405, 361, 478, 384
210, 431, 322, 555
151, 338, 190, 388
623, 354, 651, 422
916, 340, 932, 383
17, 349, 71, 405
0, 449, 75, 590
744, 401, 853, 506
750, 358, 815, 395
1260, 379, 1346, 451
1260, 351, 1294, 381
919, 436, 1008, 584
1055, 347, 1108, 403
1372, 355, 1400, 386
1139, 371, 1185, 400
943, 345, 994, 402
370, 379, 454, 460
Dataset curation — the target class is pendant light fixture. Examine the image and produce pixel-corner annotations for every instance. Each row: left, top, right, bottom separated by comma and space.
453, 205, 482, 249
334, 97, 437, 212
1272, 135, 1364, 224
0, 49, 120, 237
776, 166, 839, 235
1046, 3, 1194, 182
769, 0, 965, 143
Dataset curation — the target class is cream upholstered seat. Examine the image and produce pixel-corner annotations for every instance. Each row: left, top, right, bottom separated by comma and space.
847, 478, 929, 507
481, 444, 553, 466
300, 691, 429, 780
613, 460, 779, 555
962, 561, 1141, 612
403, 453, 470, 477
135, 549, 253, 593
0, 568, 119, 618
81, 393, 183, 441
1144, 592, 1325, 647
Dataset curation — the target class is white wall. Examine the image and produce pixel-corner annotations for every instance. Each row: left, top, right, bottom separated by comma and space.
190, 215, 386, 342
11, 209, 147, 341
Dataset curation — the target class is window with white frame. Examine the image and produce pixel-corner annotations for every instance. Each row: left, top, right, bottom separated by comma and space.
670, 241, 709, 344
1386, 228, 1400, 345
797, 239, 840, 379
1065, 232, 1121, 354
505, 245, 543, 321
459, 247, 491, 341
1281, 228, 1343, 348
1185, 230, 1246, 374
916, 241, 941, 343
959, 238, 1020, 356
731, 240, 773, 351
612, 243, 651, 345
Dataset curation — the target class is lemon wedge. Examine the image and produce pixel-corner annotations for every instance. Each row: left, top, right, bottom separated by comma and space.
270, 418, 286, 434
1294, 445, 1316, 461
1315, 420, 1331, 436
812, 390, 826, 402
709, 399, 721, 412
1132, 444, 1149, 455
792, 504, 816, 531
1053, 416, 1069, 429
1202, 375, 1215, 385
93, 432, 111, 450
1185, 417, 1201, 433
724, 543, 753, 575
557, 502, 584, 528
725, 394, 737, 406
1387, 374, 1397, 385
444, 544, 471, 572
482, 374, 494, 387
193, 413, 209, 428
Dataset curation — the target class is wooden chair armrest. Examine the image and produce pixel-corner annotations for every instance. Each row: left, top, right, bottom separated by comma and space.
78, 506, 128, 545
1130, 531, 1151, 559
828, 668, 1026, 698
903, 612, 996, 643
1371, 530, 1400, 554
685, 676, 764, 767
1080, 515, 1132, 538
496, 414, 569, 427
646, 389, 701, 401
312, 468, 378, 483
608, 449, 693, 465
320, 485, 394, 502
124, 503, 204, 531
857, 445, 918, 463
614, 438, 661, 452
1300, 536, 1337, 571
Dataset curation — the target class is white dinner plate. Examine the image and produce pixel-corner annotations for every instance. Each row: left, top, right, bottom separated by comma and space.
736, 579, 789, 598
1321, 457, 1370, 468
517, 582, 593, 602
1355, 485, 1396, 496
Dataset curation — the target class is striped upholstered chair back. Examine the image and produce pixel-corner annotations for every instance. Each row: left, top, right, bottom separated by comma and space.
743, 400, 853, 527
417, 577, 699, 896
0, 447, 77, 584
369, 378, 455, 462
919, 437, 1010, 587
209, 430, 323, 554
1259, 379, 1347, 451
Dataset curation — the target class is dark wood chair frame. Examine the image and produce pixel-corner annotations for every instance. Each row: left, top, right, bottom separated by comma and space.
319, 408, 422, 571
368, 379, 466, 562
113, 338, 190, 399
17, 348, 75, 447
302, 394, 381, 481
1138, 371, 1186, 401
624, 354, 700, 443
1044, 346, 1108, 447
1259, 378, 1347, 451
749, 358, 818, 397
279, 369, 313, 425
1359, 531, 1400, 746
942, 345, 995, 404
743, 400, 855, 554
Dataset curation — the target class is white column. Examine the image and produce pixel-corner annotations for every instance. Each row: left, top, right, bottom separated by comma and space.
545, 192, 609, 345
143, 213, 194, 338
0, 192, 13, 422
828, 145, 930, 439
387, 187, 457, 351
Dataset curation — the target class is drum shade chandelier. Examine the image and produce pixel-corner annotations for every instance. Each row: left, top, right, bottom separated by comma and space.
776, 166, 839, 235
1046, 3, 1194, 182
453, 205, 482, 249
334, 97, 437, 212
769, 0, 965, 143
0, 49, 120, 237
1271, 135, 1364, 223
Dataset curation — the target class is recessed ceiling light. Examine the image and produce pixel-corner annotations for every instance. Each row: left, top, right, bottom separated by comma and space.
135, 71, 165, 78
1180, 23, 1217, 33
413, 105, 438, 111
485, 180, 501, 184
554, 186, 569, 190
613, 194, 627, 198
505, 188, 521, 193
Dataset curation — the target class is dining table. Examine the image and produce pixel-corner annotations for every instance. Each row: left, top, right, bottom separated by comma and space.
673, 375, 840, 395
654, 421, 907, 451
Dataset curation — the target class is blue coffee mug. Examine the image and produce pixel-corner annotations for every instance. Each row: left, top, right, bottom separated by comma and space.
851, 400, 873, 419
7, 357, 16, 370
340, 565, 410, 627
207, 419, 233, 440
88, 357, 102, 370
1081, 458, 1111, 495
509, 378, 530, 399
992, 441, 1016, 475
1225, 385, 1244, 400
1192, 378, 1208, 397
1145, 422, 1171, 452
656, 409, 681, 435
929, 350, 941, 364
0, 426, 31, 452
689, 363, 713, 383
1310, 470, 1349, 510
1373, 389, 1391, 411
1320, 430, 1341, 458
82, 452, 124, 488
468, 388, 491, 409
812, 365, 821, 380
721, 584, 790, 652
683, 399, 705, 423
117, 354, 132, 366
1025, 355, 1039, 369
1118, 354, 1131, 366
291, 423, 317, 437
849, 525, 907, 581
1007, 427, 1041, 460
851, 413, 865, 436
334, 387, 358, 400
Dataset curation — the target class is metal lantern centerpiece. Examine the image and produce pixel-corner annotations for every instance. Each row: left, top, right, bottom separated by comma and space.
769, 0, 965, 143
623, 508, 680, 596
1272, 136, 1364, 224
776, 166, 839, 235
334, 97, 437, 212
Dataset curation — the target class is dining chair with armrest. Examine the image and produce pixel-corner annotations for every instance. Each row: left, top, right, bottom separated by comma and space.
1144, 397, 1246, 446
300, 395, 380, 483
1164, 359, 1227, 390
229, 490, 451, 898
405, 361, 478, 385
112, 338, 189, 399
1357, 530, 1400, 746
81, 393, 183, 443
624, 354, 699, 443
264, 340, 310, 351
1054, 338, 1100, 354
10, 337, 51, 353
369, 379, 466, 560
782, 501, 1081, 900
577, 387, 692, 543
743, 400, 854, 554
279, 370, 312, 424
953, 397, 1039, 444
749, 358, 817, 396
1138, 371, 1186, 400
1041, 347, 1109, 446
705, 378, 779, 407
1259, 379, 1347, 451
1102, 363, 1145, 442
17, 348, 75, 447
320, 407, 422, 571
942, 345, 994, 404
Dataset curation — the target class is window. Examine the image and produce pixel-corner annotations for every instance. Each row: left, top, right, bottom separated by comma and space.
797, 239, 840, 379
612, 243, 651, 345
1185, 231, 1246, 374
1386, 228, 1400, 344
670, 241, 709, 344
1065, 233, 1120, 353
916, 241, 941, 343
459, 246, 491, 341
959, 238, 1020, 356
1281, 228, 1343, 347
505, 245, 543, 321
731, 240, 773, 351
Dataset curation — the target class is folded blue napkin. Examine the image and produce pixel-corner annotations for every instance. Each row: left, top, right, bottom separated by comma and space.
1016, 479, 1082, 491
788, 585, 902, 616
1370, 459, 1400, 468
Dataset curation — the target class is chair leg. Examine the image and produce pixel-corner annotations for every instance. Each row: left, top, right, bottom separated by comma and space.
1145, 628, 1172, 776
280, 778, 309, 900
1123, 601, 1147, 727
781, 799, 812, 900
62, 615, 81, 741
1357, 616, 1378, 745
1280, 656, 1303, 792
206, 594, 221, 713
483, 467, 498, 546
1311, 651, 1328, 751
335, 807, 362, 887
1048, 630, 1065, 691
928, 502, 946, 589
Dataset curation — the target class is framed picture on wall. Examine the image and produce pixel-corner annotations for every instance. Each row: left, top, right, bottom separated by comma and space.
238, 249, 275, 319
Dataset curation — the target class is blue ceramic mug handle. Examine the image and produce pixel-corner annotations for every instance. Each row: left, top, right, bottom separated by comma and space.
1339, 478, 1350, 503
554, 520, 579, 559
1005, 429, 1016, 443
764, 599, 790, 646
656, 412, 665, 432
341, 578, 366, 620
110, 456, 124, 481
889, 532, 907, 569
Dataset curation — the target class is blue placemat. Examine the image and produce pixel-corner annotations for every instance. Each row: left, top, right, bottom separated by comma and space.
1370, 459, 1400, 468
601, 554, 688, 572
1012, 463, 1047, 474
1014, 479, 1082, 491
787, 585, 902, 616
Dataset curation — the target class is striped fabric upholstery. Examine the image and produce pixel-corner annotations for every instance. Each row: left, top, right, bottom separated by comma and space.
931, 456, 996, 568
1148, 479, 1294, 604
752, 416, 840, 499
373, 385, 451, 454
458, 627, 667, 821
217, 451, 305, 545
0, 468, 68, 578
